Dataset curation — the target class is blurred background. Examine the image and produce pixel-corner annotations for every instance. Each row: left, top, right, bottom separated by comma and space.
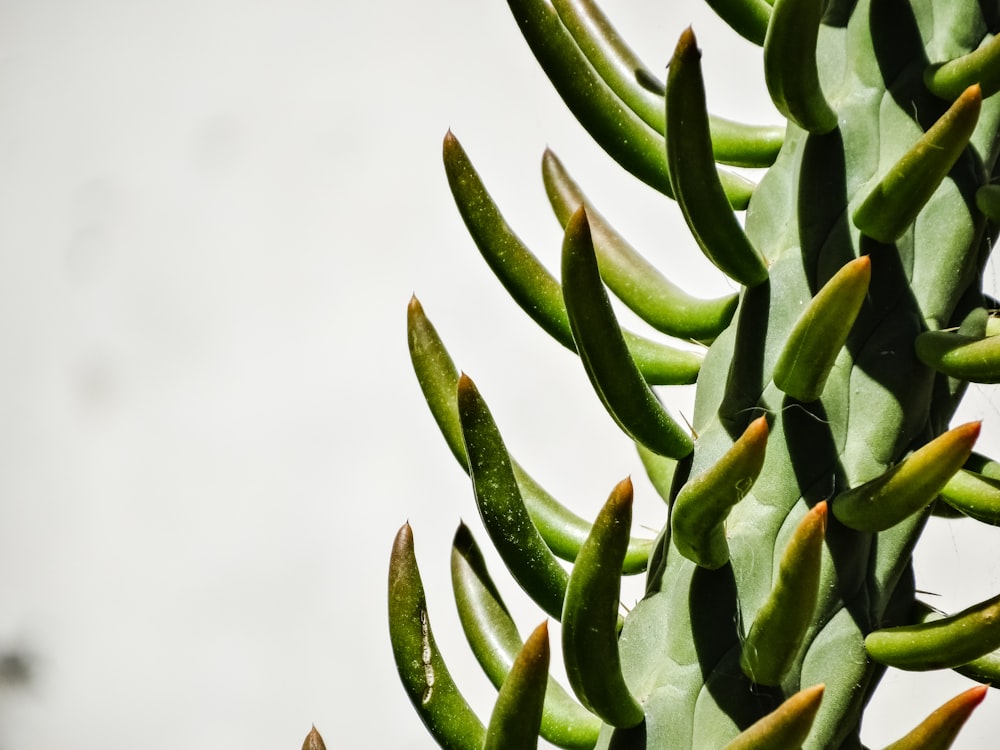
0, 1, 998, 747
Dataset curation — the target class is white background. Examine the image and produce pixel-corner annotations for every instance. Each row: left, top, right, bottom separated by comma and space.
0, 1, 998, 747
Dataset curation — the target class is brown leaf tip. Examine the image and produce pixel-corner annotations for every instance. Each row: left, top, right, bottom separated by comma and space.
302, 725, 327, 750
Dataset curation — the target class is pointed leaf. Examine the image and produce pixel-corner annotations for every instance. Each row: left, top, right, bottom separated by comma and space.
561, 207, 695, 458
504, 0, 756, 206
882, 686, 988, 750
443, 132, 703, 385
484, 622, 551, 750
773, 256, 872, 402
542, 148, 737, 342
548, 0, 783, 168
458, 374, 570, 620
853, 85, 982, 243
562, 479, 645, 728
451, 524, 601, 749
301, 726, 326, 750
671, 416, 770, 568
666, 28, 769, 288
866, 592, 1000, 671
833, 422, 980, 532
721, 684, 825, 750
407, 297, 653, 573
388, 524, 485, 750
740, 502, 828, 686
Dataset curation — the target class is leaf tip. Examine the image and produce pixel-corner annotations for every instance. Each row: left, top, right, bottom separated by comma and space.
302, 725, 327, 750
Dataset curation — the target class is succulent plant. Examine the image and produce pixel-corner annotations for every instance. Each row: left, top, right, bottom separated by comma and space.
388, 0, 1000, 747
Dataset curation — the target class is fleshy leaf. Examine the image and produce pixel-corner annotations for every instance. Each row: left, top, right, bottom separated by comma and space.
388, 524, 485, 750
484, 622, 551, 750
562, 479, 645, 728
671, 416, 769, 568
915, 328, 1000, 384
853, 85, 982, 243
763, 0, 838, 133
882, 686, 988, 750
451, 523, 602, 749
407, 296, 654, 573
866, 592, 1000, 671
832, 422, 980, 532
740, 502, 828, 686
561, 207, 695, 458
720, 684, 825, 750
542, 148, 738, 342
443, 132, 704, 386
503, 0, 756, 206
666, 28, 769, 288
458, 374, 571, 620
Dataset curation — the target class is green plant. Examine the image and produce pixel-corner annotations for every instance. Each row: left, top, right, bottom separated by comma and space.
389, 0, 1000, 747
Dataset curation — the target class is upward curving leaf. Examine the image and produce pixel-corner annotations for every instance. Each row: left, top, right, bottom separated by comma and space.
443, 131, 704, 386
451, 523, 602, 749
503, 0, 757, 207
388, 524, 485, 750
666, 27, 769, 288
853, 84, 982, 243
542, 148, 738, 342
458, 374, 571, 620
561, 207, 695, 459
882, 686, 988, 750
484, 622, 551, 750
547, 0, 783, 166
562, 479, 644, 728
762, 0, 838, 133
407, 295, 655, 573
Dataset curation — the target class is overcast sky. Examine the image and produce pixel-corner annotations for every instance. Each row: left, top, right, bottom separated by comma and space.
0, 1, 998, 748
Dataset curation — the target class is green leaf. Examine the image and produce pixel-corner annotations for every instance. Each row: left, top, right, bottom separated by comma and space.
763, 0, 838, 133
562, 478, 645, 728
975, 184, 1000, 222
542, 148, 738, 342
301, 726, 327, 750
561, 207, 695, 458
671, 416, 770, 568
666, 27, 769, 288
484, 622, 551, 750
503, 0, 756, 207
443, 132, 704, 386
882, 686, 988, 750
547, 0, 783, 166
925, 34, 1000, 100
407, 296, 654, 573
866, 592, 1000, 671
458, 374, 571, 620
451, 524, 602, 750
387, 524, 485, 750
773, 256, 871, 402
939, 468, 1000, 524
740, 502, 828, 686
853, 85, 982, 243
720, 684, 825, 750
915, 328, 1000, 384
636, 443, 677, 505
832, 422, 980, 532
